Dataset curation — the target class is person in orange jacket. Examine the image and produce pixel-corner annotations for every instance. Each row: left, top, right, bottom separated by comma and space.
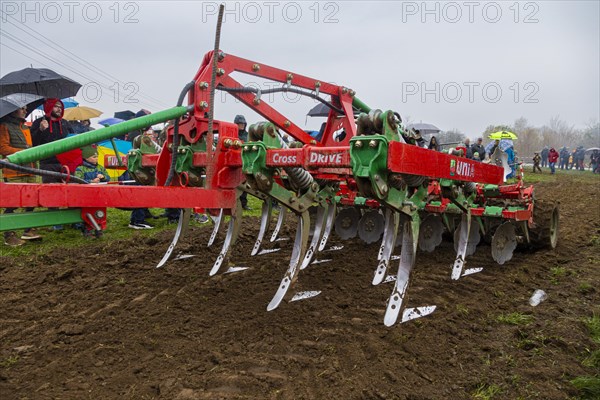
0, 106, 43, 246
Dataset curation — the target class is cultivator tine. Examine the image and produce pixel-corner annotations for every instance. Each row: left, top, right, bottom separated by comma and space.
384, 215, 420, 327
491, 222, 517, 265
373, 208, 400, 285
156, 208, 191, 269
207, 209, 224, 247
251, 200, 273, 256
267, 211, 310, 311
317, 201, 337, 252
300, 205, 327, 270
270, 206, 287, 242
451, 213, 472, 280
209, 202, 243, 276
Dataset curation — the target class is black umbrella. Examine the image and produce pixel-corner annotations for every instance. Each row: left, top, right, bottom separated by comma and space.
0, 67, 81, 98
114, 110, 135, 120
0, 93, 45, 119
307, 102, 360, 117
406, 123, 441, 135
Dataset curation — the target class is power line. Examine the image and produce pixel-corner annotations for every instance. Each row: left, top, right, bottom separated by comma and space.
0, 11, 171, 109
1, 31, 163, 111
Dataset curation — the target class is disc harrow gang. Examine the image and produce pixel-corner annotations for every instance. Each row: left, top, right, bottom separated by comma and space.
0, 49, 559, 327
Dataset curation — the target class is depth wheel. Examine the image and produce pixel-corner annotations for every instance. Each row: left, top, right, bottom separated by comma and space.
529, 199, 559, 249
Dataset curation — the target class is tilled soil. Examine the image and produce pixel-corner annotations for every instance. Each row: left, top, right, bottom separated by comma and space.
1, 175, 598, 400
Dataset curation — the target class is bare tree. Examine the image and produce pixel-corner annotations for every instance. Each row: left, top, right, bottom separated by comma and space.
439, 129, 466, 146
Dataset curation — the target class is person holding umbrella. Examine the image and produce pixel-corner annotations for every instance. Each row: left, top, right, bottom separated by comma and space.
0, 103, 43, 246
31, 98, 79, 182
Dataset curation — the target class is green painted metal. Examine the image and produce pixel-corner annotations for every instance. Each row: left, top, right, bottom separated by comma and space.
0, 209, 83, 231
380, 110, 402, 142
349, 135, 389, 199
127, 149, 143, 175
483, 206, 504, 217
109, 139, 124, 167
7, 106, 189, 165
354, 197, 367, 206
483, 184, 500, 197
352, 97, 371, 114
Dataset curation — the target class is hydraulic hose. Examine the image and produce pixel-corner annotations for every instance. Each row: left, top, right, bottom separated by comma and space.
0, 159, 89, 184
218, 86, 346, 115
164, 81, 195, 187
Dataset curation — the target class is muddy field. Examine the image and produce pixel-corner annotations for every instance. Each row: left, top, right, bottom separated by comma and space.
1, 174, 598, 400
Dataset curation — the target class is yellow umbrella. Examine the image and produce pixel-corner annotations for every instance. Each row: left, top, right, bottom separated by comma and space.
63, 106, 103, 121
489, 130, 518, 140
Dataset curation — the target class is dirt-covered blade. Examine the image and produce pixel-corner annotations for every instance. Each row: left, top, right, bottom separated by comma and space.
373, 208, 399, 285
207, 209, 224, 247
267, 212, 310, 311
251, 200, 273, 256
384, 215, 420, 327
210, 202, 242, 276
156, 209, 191, 268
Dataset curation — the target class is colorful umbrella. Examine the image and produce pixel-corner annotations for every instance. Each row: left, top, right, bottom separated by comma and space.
36, 97, 79, 111
63, 106, 103, 121
97, 139, 132, 179
489, 131, 518, 140
98, 117, 125, 126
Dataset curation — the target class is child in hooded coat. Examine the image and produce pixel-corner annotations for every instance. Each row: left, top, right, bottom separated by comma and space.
75, 145, 110, 183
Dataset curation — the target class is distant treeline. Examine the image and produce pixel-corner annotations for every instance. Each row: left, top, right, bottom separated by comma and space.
436, 117, 599, 157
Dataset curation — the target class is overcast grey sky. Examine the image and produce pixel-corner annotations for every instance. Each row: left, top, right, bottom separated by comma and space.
1, 0, 598, 136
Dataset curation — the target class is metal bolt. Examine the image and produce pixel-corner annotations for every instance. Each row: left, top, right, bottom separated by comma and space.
199, 82, 209, 89
315, 81, 321, 88
342, 87, 348, 94
355, 140, 363, 148
374, 174, 380, 181
290, 197, 296, 203
216, 68, 225, 76
310, 140, 317, 145
252, 145, 258, 151
369, 140, 377, 148
286, 73, 293, 81
199, 101, 208, 109
223, 139, 232, 148
253, 98, 261, 105
244, 145, 249, 151
252, 64, 260, 72
95, 210, 105, 219
349, 90, 356, 97
283, 120, 291, 128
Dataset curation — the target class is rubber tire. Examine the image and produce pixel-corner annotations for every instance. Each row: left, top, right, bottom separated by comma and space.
529, 199, 559, 249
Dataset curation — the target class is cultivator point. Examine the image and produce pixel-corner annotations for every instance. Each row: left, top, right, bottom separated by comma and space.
0, 50, 559, 327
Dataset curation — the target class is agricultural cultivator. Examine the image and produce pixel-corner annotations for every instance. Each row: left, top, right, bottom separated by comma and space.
0, 51, 559, 327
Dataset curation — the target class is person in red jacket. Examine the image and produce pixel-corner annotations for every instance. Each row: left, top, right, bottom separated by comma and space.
548, 147, 559, 174
30, 98, 80, 182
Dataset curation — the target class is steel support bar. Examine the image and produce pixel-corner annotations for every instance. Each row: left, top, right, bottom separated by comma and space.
0, 183, 237, 209
387, 141, 504, 185
0, 209, 83, 231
